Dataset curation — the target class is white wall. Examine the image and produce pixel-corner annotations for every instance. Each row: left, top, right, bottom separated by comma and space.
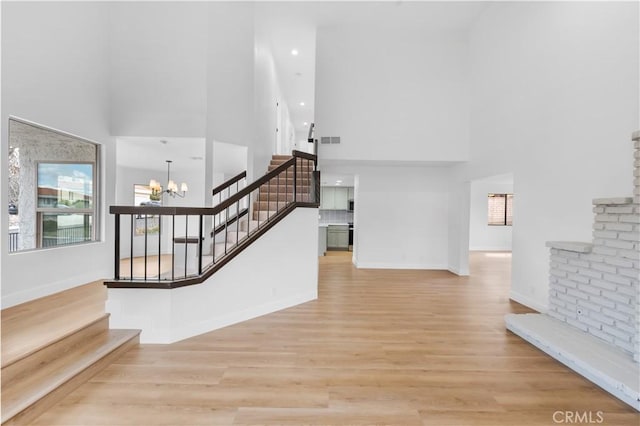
1, 2, 113, 308
343, 165, 453, 269
315, 26, 469, 162
107, 207, 319, 343
109, 2, 208, 137
469, 180, 513, 251
467, 2, 639, 311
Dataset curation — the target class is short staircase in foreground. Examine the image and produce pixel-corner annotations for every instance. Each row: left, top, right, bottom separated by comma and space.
1, 282, 140, 425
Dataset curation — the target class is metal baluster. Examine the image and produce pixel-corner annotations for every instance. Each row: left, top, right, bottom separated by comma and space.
225, 205, 229, 255
184, 216, 188, 278
114, 214, 120, 280
198, 215, 203, 275
171, 215, 175, 281
236, 180, 240, 245
144, 214, 148, 281
130, 214, 134, 280
158, 214, 162, 281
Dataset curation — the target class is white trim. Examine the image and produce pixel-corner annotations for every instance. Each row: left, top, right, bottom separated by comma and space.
469, 246, 512, 251
509, 289, 547, 313
355, 262, 449, 270
448, 267, 469, 276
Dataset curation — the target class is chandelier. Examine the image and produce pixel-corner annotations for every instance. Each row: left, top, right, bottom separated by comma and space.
149, 160, 188, 199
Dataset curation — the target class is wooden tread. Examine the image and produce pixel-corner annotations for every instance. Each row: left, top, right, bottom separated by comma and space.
1, 328, 140, 425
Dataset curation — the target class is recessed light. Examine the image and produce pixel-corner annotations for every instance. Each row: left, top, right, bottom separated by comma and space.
303, 122, 308, 126
291, 49, 299, 56
336, 180, 342, 184
299, 102, 305, 106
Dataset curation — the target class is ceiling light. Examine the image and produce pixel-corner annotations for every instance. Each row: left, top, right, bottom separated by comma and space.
149, 160, 188, 199
291, 49, 299, 56
303, 122, 308, 126
336, 180, 343, 184
299, 102, 305, 106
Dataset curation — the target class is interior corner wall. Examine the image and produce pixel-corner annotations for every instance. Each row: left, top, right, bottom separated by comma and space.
314, 25, 470, 163
350, 165, 453, 269
469, 181, 513, 251
1, 2, 113, 308
468, 2, 639, 311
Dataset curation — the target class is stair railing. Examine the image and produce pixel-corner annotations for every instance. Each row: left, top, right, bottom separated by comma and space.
106, 150, 319, 289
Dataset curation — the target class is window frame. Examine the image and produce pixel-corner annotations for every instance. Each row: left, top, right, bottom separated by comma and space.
34, 160, 98, 248
487, 193, 513, 227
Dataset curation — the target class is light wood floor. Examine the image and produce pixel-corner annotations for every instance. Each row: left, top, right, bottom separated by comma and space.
32, 252, 639, 425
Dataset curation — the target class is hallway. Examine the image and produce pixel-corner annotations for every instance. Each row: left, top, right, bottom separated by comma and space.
33, 252, 638, 425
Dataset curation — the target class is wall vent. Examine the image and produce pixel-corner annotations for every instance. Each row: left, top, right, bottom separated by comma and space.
320, 136, 341, 144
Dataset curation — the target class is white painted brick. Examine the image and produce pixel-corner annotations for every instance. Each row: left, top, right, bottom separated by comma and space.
618, 268, 640, 279
593, 230, 618, 239
595, 214, 619, 223
558, 264, 579, 273
619, 249, 640, 261
550, 269, 567, 278
593, 246, 618, 256
590, 262, 617, 274
587, 311, 616, 326
605, 205, 634, 214
558, 292, 579, 304
556, 306, 578, 320
594, 222, 606, 230
601, 307, 632, 323
619, 231, 640, 242
602, 325, 633, 340
593, 238, 607, 246
635, 140, 640, 149
615, 322, 637, 335
614, 338, 635, 353
566, 288, 589, 301
593, 206, 605, 214
616, 285, 638, 297
588, 295, 617, 309
602, 290, 631, 304
550, 248, 559, 255
580, 315, 605, 329
566, 317, 589, 332
556, 250, 580, 259
550, 255, 569, 264
603, 273, 633, 286
582, 253, 604, 263
620, 214, 640, 224
589, 327, 616, 344
569, 259, 590, 268
604, 239, 636, 250
578, 268, 602, 279
550, 283, 567, 294
557, 278, 578, 289
589, 279, 618, 292
604, 222, 634, 232
604, 256, 634, 268
616, 303, 637, 316
548, 310, 565, 322
549, 298, 565, 309
577, 299, 602, 312
567, 272, 590, 284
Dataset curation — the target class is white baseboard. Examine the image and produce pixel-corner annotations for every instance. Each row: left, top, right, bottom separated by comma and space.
469, 247, 512, 251
355, 262, 449, 270
509, 290, 547, 313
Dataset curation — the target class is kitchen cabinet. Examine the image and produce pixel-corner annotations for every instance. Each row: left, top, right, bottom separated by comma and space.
320, 187, 351, 210
327, 225, 349, 249
318, 227, 327, 256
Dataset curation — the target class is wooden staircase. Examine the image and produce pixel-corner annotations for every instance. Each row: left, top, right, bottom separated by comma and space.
1, 282, 140, 425
212, 154, 316, 258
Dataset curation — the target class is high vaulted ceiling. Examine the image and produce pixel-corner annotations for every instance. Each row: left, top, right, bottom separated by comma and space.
256, 1, 488, 141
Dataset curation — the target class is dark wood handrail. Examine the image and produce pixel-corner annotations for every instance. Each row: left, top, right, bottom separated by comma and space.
111, 151, 316, 217
212, 171, 247, 197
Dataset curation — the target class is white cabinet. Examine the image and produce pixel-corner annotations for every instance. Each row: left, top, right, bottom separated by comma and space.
320, 187, 350, 210
327, 225, 349, 249
318, 227, 327, 256
334, 188, 349, 210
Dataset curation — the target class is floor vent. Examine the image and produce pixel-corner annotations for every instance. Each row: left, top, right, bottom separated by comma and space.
320, 136, 341, 144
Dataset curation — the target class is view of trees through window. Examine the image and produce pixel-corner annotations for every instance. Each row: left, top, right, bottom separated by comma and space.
488, 193, 513, 226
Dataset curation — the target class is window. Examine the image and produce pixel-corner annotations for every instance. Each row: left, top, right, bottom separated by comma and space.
133, 184, 160, 235
8, 118, 100, 252
37, 162, 96, 248
488, 193, 513, 226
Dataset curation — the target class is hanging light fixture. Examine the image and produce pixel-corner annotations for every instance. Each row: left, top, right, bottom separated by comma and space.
149, 160, 188, 199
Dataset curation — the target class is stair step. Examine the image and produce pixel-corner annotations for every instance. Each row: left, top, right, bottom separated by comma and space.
1, 280, 107, 369
239, 219, 260, 233
260, 185, 310, 193
253, 200, 290, 211
253, 210, 278, 221
258, 193, 292, 202
1, 328, 140, 425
